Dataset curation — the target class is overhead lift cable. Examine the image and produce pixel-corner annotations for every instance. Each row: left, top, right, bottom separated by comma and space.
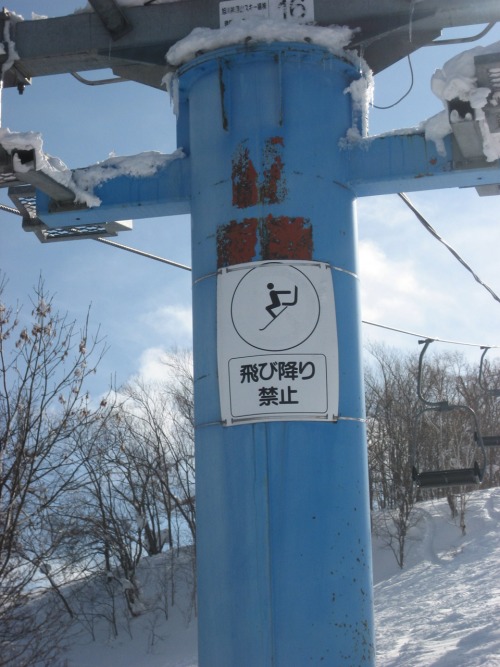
95, 237, 191, 271
363, 319, 499, 349
371, 55, 414, 110
1, 199, 498, 350
398, 192, 500, 307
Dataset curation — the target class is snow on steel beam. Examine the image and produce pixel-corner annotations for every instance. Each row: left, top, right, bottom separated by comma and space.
35, 152, 191, 228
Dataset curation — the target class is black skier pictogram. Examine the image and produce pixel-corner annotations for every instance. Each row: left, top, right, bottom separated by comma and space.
259, 283, 298, 331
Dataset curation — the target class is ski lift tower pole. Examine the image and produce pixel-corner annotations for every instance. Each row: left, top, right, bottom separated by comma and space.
177, 35, 374, 667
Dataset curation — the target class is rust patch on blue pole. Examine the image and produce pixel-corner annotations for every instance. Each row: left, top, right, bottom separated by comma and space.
232, 145, 259, 208
217, 218, 258, 267
261, 214, 313, 260
232, 137, 287, 209
260, 136, 287, 204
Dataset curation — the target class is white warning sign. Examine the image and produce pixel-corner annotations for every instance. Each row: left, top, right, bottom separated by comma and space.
217, 260, 338, 425
219, 0, 315, 28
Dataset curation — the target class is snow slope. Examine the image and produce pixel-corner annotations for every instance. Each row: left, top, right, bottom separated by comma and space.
57, 488, 500, 666
374, 488, 500, 667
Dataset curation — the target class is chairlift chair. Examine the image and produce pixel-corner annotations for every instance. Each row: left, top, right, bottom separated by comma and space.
475, 432, 500, 448
410, 339, 486, 490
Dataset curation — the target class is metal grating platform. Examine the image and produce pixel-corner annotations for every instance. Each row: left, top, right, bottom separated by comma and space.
7, 183, 132, 243
8, 183, 37, 218
23, 220, 129, 243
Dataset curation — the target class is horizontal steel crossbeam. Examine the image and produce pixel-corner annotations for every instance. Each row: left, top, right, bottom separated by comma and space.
2, 0, 500, 87
34, 155, 191, 227
22, 130, 500, 231
347, 133, 500, 196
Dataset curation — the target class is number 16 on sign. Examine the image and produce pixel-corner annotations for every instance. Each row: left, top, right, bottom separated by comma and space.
271, 0, 313, 21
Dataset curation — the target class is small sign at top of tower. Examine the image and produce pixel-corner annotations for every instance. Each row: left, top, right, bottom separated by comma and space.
219, 0, 314, 28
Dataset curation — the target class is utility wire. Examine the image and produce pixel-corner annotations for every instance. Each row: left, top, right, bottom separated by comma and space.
95, 237, 191, 271
398, 192, 500, 307
0, 203, 21, 216
371, 55, 414, 110
362, 319, 499, 349
96, 230, 499, 350
1, 196, 498, 349
370, 22, 496, 111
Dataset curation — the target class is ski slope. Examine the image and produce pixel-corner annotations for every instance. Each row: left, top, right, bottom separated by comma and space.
56, 488, 500, 666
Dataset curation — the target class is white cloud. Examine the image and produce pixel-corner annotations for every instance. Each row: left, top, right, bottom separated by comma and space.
358, 239, 446, 327
140, 303, 193, 342
357, 195, 412, 231
132, 346, 193, 385
356, 187, 500, 354
135, 347, 171, 383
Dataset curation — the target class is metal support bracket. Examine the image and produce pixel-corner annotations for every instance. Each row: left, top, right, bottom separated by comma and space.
13, 164, 78, 209
0, 145, 82, 210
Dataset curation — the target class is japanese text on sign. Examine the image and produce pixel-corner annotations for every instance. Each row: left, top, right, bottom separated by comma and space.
240, 359, 316, 384
219, 0, 314, 27
228, 354, 327, 418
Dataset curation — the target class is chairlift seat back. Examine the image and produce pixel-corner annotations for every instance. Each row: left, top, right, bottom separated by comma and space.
482, 435, 500, 448
412, 463, 481, 489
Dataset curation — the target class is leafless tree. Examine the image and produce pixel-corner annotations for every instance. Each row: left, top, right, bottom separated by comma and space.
121, 350, 196, 549
365, 344, 420, 567
0, 274, 109, 666
116, 351, 196, 612
55, 351, 196, 628
366, 342, 500, 562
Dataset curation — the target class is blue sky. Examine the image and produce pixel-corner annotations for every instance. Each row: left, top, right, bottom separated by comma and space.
2, 1, 500, 395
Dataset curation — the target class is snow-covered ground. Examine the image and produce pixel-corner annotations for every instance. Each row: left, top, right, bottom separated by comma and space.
53, 488, 500, 666
373, 488, 500, 667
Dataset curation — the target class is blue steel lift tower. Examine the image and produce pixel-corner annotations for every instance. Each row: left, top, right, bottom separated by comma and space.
2, 2, 500, 665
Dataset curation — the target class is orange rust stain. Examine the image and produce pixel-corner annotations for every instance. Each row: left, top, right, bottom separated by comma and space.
260, 136, 287, 205
217, 218, 258, 268
232, 147, 259, 209
261, 215, 313, 260
232, 137, 287, 208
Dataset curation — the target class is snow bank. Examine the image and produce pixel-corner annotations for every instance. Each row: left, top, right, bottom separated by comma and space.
2, 15, 20, 75
0, 127, 79, 191
430, 40, 500, 161
0, 127, 185, 207
375, 488, 500, 666
53, 488, 500, 667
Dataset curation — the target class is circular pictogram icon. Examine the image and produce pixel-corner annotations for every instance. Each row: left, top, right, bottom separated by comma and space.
230, 263, 320, 351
